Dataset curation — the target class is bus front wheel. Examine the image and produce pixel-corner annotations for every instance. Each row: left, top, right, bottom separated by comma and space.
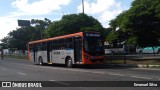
38, 57, 44, 65
66, 58, 73, 68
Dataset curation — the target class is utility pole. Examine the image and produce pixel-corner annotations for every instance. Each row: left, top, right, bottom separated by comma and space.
82, 0, 84, 14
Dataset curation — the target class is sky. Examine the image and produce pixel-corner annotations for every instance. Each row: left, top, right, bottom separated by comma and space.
0, 0, 133, 40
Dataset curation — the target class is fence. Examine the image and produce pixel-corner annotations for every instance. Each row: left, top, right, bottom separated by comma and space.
3, 54, 28, 60
105, 53, 160, 65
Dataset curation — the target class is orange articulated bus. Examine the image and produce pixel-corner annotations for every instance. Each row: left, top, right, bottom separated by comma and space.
28, 32, 105, 68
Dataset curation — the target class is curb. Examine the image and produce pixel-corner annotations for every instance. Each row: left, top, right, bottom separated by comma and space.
104, 64, 138, 67
137, 64, 160, 68
105, 64, 160, 69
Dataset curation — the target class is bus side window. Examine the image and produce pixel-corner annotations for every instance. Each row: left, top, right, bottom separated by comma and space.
66, 38, 73, 49
37, 43, 42, 51
52, 41, 55, 50
59, 39, 67, 50
52, 40, 59, 50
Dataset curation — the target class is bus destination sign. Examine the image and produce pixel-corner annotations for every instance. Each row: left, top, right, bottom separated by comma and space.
85, 33, 100, 37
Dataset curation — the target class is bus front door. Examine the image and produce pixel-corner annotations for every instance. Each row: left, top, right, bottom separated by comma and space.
30, 45, 37, 63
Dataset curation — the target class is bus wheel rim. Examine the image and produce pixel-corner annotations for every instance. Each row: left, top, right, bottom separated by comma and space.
67, 60, 72, 67
39, 57, 43, 65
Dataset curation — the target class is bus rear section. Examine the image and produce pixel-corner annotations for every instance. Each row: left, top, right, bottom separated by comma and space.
28, 32, 105, 67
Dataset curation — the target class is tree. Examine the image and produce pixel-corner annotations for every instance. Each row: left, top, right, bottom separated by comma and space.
7, 26, 37, 50
108, 0, 160, 47
106, 30, 118, 47
0, 36, 10, 49
129, 0, 160, 47
45, 13, 104, 37
31, 18, 51, 39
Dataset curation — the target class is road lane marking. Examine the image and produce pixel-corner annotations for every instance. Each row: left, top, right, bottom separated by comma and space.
27, 65, 67, 71
68, 69, 91, 73
2, 69, 7, 71
23, 64, 156, 80
49, 80, 70, 86
26, 64, 128, 77
109, 73, 125, 77
130, 76, 152, 80
92, 72, 105, 74
17, 72, 27, 76
3, 61, 160, 81
132, 68, 160, 71
27, 65, 92, 73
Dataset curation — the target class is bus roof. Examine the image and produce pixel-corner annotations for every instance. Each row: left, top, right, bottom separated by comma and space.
29, 32, 83, 44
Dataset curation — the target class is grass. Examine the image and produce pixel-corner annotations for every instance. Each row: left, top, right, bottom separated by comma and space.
4, 54, 28, 60
105, 54, 160, 64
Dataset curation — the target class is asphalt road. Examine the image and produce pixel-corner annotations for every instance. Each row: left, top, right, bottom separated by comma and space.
0, 58, 160, 90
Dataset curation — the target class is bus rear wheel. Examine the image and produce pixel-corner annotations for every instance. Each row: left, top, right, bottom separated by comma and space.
38, 57, 44, 65
66, 58, 73, 68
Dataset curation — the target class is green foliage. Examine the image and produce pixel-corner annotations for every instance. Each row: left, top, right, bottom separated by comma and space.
106, 31, 118, 44
31, 18, 51, 39
0, 36, 10, 49
45, 13, 104, 37
127, 36, 137, 44
106, 31, 118, 46
131, 0, 160, 47
108, 0, 160, 47
7, 26, 38, 50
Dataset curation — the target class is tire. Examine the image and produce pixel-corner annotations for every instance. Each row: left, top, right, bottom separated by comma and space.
38, 57, 43, 65
158, 49, 160, 54
139, 50, 142, 54
66, 58, 73, 68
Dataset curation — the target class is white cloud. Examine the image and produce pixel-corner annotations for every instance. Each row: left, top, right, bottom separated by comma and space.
0, 0, 71, 40
11, 0, 71, 16
77, 0, 124, 28
0, 16, 18, 40
78, 0, 117, 14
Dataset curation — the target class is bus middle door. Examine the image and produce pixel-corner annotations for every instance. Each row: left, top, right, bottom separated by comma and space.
74, 36, 82, 63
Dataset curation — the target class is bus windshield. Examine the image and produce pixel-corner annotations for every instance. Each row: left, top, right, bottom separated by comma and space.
84, 37, 103, 52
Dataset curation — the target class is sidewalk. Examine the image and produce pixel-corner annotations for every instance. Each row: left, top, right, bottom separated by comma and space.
105, 63, 160, 69
137, 64, 160, 68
